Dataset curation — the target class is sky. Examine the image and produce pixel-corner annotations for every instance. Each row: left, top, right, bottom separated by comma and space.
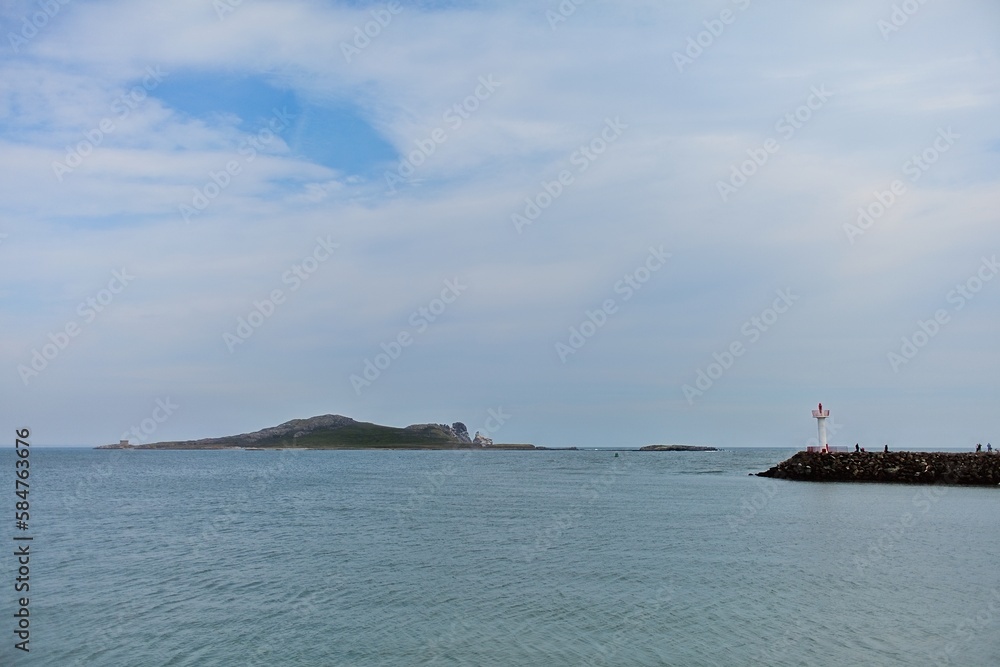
2, 0, 999, 448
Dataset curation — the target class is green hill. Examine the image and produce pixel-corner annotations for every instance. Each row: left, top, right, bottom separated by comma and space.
97, 414, 535, 450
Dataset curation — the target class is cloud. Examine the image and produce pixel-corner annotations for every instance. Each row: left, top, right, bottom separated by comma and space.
2, 0, 999, 447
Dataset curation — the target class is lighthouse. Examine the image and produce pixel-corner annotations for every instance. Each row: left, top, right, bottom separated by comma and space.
812, 402, 830, 451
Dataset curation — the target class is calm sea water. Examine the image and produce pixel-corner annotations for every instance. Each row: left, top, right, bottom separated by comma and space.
1, 447, 998, 666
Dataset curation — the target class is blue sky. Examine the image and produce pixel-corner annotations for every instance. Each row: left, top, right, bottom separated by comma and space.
2, 0, 999, 447
152, 70, 398, 173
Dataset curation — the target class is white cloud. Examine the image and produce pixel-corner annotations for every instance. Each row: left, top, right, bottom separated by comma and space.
2, 0, 999, 447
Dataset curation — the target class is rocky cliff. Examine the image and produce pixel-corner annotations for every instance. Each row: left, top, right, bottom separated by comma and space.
450, 422, 472, 443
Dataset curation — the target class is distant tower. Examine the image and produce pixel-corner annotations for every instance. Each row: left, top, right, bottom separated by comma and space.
812, 402, 830, 448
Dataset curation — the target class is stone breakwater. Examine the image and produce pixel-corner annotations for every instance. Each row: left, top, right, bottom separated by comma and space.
757, 451, 1000, 486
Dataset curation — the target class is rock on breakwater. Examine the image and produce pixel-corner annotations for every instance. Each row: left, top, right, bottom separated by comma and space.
757, 451, 1000, 486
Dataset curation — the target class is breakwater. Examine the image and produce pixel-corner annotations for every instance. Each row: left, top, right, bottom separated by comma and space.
757, 451, 1000, 486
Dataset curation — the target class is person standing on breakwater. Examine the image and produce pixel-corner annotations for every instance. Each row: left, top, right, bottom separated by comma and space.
988, 443, 993, 453
855, 443, 860, 453
976, 443, 982, 453
884, 444, 889, 453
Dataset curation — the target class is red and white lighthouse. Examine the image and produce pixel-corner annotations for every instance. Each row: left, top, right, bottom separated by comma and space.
812, 402, 830, 450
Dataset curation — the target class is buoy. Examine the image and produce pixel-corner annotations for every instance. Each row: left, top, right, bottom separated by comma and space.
614, 452, 619, 457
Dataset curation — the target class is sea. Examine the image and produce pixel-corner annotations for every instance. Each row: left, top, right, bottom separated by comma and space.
2, 447, 998, 666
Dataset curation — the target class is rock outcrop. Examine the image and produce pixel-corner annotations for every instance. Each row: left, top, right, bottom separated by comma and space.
472, 431, 493, 446
640, 444, 718, 452
451, 422, 472, 443
757, 451, 1000, 486
245, 414, 357, 442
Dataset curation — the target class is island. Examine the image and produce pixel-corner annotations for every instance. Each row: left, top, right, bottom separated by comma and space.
96, 415, 540, 451
639, 444, 718, 452
757, 451, 1000, 486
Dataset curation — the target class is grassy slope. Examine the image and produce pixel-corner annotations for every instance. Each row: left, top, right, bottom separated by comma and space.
278, 423, 464, 449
